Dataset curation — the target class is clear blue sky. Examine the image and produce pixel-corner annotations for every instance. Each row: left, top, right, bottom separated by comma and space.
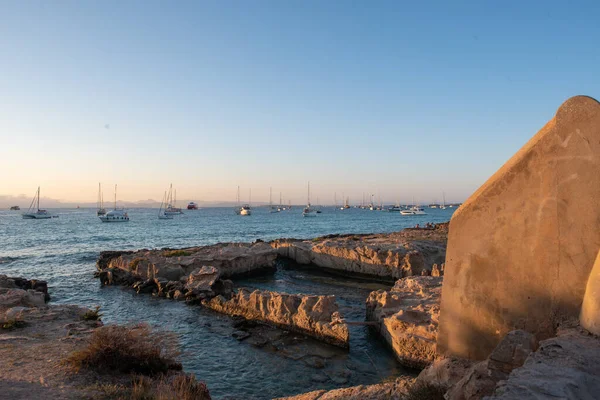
1, 1, 598, 205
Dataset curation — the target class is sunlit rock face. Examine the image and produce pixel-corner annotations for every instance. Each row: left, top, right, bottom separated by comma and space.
437, 95, 600, 360
580, 250, 600, 334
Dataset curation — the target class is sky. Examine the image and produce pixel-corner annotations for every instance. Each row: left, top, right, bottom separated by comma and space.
1, 0, 599, 206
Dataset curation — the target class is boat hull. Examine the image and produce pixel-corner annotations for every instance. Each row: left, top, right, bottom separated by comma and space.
22, 213, 52, 219
99, 216, 129, 222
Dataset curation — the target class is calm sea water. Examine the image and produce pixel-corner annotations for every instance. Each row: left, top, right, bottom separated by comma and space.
0, 206, 455, 399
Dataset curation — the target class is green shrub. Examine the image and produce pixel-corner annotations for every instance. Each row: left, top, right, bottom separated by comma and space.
82, 306, 103, 321
162, 250, 193, 258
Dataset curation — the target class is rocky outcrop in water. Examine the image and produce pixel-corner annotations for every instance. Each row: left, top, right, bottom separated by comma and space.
438, 96, 600, 360
366, 276, 442, 368
96, 242, 277, 302
204, 289, 350, 347
271, 224, 448, 280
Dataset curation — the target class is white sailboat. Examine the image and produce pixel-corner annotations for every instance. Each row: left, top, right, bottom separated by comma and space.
302, 182, 317, 217
22, 187, 53, 219
164, 184, 183, 215
269, 187, 279, 213
158, 191, 173, 220
98, 185, 129, 222
97, 183, 106, 216
237, 187, 251, 216
400, 197, 427, 215
441, 192, 447, 209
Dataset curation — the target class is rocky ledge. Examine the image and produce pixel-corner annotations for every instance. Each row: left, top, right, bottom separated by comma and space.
204, 289, 350, 348
0, 274, 50, 307
271, 223, 448, 280
96, 241, 278, 302
366, 276, 442, 368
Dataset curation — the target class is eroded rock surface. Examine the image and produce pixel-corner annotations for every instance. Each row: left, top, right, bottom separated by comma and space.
96, 242, 277, 301
438, 96, 600, 360
204, 289, 350, 347
0, 274, 50, 310
272, 224, 448, 280
488, 327, 600, 399
274, 376, 415, 400
366, 276, 442, 368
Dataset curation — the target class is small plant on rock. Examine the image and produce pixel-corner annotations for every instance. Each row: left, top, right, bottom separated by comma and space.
163, 250, 193, 258
82, 306, 103, 321
2, 318, 26, 330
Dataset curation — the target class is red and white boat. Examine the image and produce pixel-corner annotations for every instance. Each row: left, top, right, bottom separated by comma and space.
187, 202, 198, 210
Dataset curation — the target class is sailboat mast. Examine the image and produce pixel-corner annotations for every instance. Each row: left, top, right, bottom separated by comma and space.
270, 187, 272, 207
37, 186, 40, 210
307, 182, 310, 205
114, 185, 117, 210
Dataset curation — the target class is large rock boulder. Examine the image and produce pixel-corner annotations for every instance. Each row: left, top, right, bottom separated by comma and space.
203, 289, 349, 347
580, 250, 600, 335
488, 327, 600, 399
438, 96, 600, 360
366, 276, 442, 368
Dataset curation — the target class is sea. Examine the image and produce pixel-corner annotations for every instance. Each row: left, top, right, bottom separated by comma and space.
0, 206, 455, 399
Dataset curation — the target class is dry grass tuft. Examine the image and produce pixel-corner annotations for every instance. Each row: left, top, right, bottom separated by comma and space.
403, 382, 446, 400
64, 323, 181, 375
2, 318, 26, 330
132, 374, 211, 400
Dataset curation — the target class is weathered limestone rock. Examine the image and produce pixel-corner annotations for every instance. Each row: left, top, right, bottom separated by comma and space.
97, 242, 277, 281
272, 225, 448, 280
366, 276, 442, 368
488, 327, 600, 399
445, 330, 537, 400
0, 275, 50, 302
184, 266, 220, 293
203, 289, 349, 347
416, 357, 474, 389
438, 96, 600, 360
274, 376, 415, 400
580, 250, 600, 335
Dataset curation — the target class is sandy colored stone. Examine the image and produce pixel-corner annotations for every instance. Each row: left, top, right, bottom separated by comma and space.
274, 376, 415, 400
204, 289, 349, 347
438, 96, 600, 360
488, 327, 600, 399
271, 226, 448, 280
580, 250, 600, 335
366, 276, 442, 368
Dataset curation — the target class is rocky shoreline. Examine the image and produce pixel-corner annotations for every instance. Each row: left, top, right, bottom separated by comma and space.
94, 224, 449, 353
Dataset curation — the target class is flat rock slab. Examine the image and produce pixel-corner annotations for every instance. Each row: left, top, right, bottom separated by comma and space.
272, 225, 448, 280
366, 276, 442, 368
204, 288, 350, 347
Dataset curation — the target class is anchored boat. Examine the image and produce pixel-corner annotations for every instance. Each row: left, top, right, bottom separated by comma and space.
22, 187, 54, 219
99, 185, 129, 222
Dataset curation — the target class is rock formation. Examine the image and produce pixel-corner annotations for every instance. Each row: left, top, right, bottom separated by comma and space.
438, 96, 600, 360
580, 250, 600, 335
366, 276, 442, 368
203, 289, 350, 347
96, 242, 277, 301
272, 224, 448, 280
489, 326, 600, 399
0, 275, 49, 310
274, 376, 415, 400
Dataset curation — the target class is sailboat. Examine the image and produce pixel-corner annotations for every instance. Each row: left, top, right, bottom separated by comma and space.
158, 191, 173, 220
441, 192, 447, 209
98, 185, 129, 222
22, 187, 53, 219
269, 187, 279, 213
164, 184, 183, 216
97, 183, 106, 216
302, 182, 317, 217
236, 187, 251, 216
